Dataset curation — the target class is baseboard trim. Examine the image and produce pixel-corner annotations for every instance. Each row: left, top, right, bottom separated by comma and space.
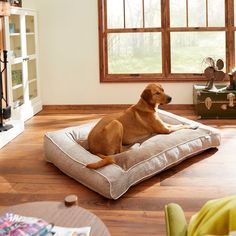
43, 104, 194, 111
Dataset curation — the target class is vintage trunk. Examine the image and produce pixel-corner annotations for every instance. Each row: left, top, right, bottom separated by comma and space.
193, 85, 236, 119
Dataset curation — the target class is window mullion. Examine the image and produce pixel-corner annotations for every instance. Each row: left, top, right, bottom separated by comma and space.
123, 0, 126, 28
142, 0, 145, 28
186, 0, 188, 27
107, 28, 162, 33
226, 0, 235, 72
99, 0, 106, 81
206, 0, 208, 27
104, 0, 109, 76
161, 0, 171, 78
169, 27, 226, 32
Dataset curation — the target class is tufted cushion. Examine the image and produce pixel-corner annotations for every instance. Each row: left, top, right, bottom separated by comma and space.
44, 110, 221, 199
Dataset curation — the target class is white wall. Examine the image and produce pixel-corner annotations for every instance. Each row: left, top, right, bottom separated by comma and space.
23, 0, 195, 105
22, 0, 37, 9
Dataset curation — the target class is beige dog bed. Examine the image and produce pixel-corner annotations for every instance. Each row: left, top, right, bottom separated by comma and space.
44, 110, 220, 199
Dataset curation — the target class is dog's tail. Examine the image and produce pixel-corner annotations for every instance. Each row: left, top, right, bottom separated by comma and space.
86, 154, 116, 169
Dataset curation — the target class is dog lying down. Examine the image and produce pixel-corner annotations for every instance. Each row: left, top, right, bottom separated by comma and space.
87, 83, 198, 169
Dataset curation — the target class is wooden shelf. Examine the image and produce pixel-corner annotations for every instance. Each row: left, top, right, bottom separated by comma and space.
28, 78, 37, 84
10, 33, 20, 36
12, 84, 23, 90
26, 32, 35, 35
13, 100, 24, 109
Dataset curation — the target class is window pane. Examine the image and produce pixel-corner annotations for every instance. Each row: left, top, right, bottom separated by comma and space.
188, 0, 206, 27
12, 63, 23, 108
171, 32, 225, 73
144, 0, 161, 27
208, 0, 225, 27
107, 0, 124, 29
125, 0, 143, 28
170, 0, 186, 27
9, 15, 22, 58
29, 80, 38, 100
108, 33, 162, 74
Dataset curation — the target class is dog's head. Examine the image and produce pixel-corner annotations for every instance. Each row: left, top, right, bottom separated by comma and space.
141, 83, 172, 106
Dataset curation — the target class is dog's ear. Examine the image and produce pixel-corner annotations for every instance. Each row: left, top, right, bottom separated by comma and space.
141, 89, 152, 103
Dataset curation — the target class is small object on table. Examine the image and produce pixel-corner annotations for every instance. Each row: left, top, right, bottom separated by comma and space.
64, 194, 78, 207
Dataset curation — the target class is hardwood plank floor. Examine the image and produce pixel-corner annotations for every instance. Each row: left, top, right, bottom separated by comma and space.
0, 108, 236, 235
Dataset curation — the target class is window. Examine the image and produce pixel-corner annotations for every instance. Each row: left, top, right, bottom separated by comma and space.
170, 0, 226, 73
99, 0, 234, 82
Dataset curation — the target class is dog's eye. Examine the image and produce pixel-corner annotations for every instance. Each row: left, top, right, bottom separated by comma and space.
155, 92, 160, 95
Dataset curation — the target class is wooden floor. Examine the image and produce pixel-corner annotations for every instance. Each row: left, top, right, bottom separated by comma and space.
1, 108, 236, 236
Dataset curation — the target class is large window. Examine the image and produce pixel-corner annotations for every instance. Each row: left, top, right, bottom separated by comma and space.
99, 0, 235, 82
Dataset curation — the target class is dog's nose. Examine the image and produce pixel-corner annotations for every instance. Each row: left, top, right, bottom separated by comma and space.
167, 96, 172, 103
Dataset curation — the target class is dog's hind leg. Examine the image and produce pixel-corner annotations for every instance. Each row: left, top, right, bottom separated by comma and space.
86, 120, 123, 169
102, 120, 123, 154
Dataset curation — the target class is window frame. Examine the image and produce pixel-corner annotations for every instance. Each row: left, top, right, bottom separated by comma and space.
98, 0, 235, 83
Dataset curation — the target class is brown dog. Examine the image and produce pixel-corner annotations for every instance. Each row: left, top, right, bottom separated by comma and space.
87, 83, 193, 169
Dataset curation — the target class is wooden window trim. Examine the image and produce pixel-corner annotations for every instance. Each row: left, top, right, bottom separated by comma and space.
226, 0, 235, 72
98, 0, 234, 83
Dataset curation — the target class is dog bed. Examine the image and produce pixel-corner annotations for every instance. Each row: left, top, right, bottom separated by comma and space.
44, 110, 221, 199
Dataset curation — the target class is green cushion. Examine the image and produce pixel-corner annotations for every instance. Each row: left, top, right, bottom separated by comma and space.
165, 203, 188, 236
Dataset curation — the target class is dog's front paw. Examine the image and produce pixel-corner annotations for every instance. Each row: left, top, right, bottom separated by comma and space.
184, 124, 199, 130
190, 124, 199, 130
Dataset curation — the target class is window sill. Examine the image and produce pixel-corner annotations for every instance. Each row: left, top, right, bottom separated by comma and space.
100, 74, 210, 83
